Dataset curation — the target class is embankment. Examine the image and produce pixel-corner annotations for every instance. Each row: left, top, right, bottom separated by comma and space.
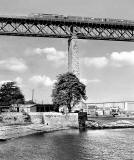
0, 112, 78, 140
86, 116, 134, 129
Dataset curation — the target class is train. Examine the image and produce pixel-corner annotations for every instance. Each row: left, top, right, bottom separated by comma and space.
0, 13, 133, 25
28, 13, 134, 25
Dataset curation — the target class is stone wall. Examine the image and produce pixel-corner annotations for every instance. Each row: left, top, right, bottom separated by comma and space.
29, 112, 78, 128
43, 112, 78, 128
29, 112, 44, 124
0, 112, 78, 128
0, 112, 78, 140
0, 112, 25, 124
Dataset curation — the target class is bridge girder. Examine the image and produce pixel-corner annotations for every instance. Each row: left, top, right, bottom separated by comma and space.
1, 15, 134, 77
0, 16, 134, 41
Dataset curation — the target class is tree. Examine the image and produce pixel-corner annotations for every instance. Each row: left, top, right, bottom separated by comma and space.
0, 81, 25, 106
51, 72, 87, 112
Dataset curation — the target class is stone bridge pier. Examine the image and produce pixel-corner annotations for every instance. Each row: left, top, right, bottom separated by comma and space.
68, 35, 80, 78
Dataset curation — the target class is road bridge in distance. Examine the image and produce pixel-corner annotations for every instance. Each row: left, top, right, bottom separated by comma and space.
1, 14, 134, 76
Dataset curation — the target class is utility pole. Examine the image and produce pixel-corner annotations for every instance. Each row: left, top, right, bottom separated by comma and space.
32, 89, 34, 102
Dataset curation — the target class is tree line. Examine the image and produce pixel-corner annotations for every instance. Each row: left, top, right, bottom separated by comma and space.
0, 72, 87, 112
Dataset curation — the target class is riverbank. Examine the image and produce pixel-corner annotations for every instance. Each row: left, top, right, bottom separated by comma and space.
0, 112, 79, 140
86, 116, 134, 129
1, 113, 134, 140
0, 123, 72, 141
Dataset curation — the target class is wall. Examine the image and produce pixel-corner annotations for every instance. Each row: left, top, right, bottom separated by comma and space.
0, 112, 79, 128
19, 104, 35, 113
30, 106, 37, 112
29, 112, 43, 124
0, 112, 25, 124
29, 112, 79, 128
126, 102, 134, 111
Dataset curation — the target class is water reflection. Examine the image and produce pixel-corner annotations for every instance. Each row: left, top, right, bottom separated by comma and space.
0, 129, 134, 160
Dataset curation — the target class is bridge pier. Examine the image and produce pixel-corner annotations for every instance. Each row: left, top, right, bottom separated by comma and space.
68, 35, 79, 78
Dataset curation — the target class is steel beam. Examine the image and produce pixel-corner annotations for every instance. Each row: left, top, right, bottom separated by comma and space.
0, 16, 134, 42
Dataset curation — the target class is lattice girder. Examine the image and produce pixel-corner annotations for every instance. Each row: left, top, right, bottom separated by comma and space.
0, 16, 134, 41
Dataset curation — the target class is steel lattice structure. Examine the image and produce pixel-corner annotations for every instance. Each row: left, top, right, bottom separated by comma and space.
0, 15, 134, 41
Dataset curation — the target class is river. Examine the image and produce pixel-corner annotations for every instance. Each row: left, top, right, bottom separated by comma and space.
0, 128, 134, 160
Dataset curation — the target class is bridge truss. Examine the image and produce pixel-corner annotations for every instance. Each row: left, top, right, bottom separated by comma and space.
0, 16, 134, 41
1, 14, 134, 77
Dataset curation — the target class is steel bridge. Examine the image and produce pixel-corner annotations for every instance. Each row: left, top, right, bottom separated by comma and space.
0, 14, 134, 76
0, 14, 134, 41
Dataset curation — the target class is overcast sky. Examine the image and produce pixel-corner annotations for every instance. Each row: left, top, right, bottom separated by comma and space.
0, 0, 134, 103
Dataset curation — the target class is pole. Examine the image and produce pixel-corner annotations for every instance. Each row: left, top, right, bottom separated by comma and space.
32, 89, 34, 102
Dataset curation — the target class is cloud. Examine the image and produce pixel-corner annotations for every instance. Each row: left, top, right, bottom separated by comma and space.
29, 75, 56, 87
14, 77, 23, 87
27, 48, 134, 69
110, 51, 134, 67
43, 48, 67, 66
80, 78, 89, 85
88, 79, 101, 83
26, 47, 67, 67
81, 57, 108, 68
80, 78, 100, 85
0, 77, 23, 87
81, 50, 134, 69
0, 80, 11, 86
35, 47, 66, 61
0, 58, 27, 72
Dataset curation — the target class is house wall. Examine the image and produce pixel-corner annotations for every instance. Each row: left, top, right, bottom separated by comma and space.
104, 109, 111, 115
88, 109, 96, 116
30, 106, 37, 112
126, 102, 134, 111
19, 104, 34, 113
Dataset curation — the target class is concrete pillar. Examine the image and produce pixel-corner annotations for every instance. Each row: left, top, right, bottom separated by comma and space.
68, 35, 79, 78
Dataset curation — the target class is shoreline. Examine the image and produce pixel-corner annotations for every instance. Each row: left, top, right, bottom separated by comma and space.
1, 122, 134, 141
0, 112, 79, 141
86, 117, 134, 129
1, 114, 134, 140
86, 125, 134, 130
0, 123, 73, 141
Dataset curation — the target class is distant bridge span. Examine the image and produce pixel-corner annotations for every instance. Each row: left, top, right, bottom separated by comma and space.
1, 14, 134, 76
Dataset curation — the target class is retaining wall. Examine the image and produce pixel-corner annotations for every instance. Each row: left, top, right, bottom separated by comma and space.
29, 112, 79, 128
0, 112, 79, 128
0, 112, 25, 124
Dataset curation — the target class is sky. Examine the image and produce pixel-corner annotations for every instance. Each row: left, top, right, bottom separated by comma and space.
0, 0, 134, 103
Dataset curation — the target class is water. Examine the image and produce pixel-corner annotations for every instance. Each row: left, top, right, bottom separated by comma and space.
0, 128, 134, 160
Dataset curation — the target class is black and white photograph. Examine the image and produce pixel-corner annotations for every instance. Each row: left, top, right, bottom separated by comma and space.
0, 0, 134, 159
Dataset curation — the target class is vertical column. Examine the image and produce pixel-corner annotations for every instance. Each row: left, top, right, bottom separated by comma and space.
68, 35, 79, 78
124, 102, 128, 111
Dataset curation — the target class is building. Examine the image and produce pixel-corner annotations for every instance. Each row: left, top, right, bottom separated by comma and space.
125, 101, 134, 111
19, 103, 55, 113
59, 101, 87, 113
72, 101, 87, 112
87, 105, 97, 116
85, 101, 134, 116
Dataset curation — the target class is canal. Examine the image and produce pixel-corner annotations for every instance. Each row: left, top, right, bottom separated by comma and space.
0, 128, 134, 160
